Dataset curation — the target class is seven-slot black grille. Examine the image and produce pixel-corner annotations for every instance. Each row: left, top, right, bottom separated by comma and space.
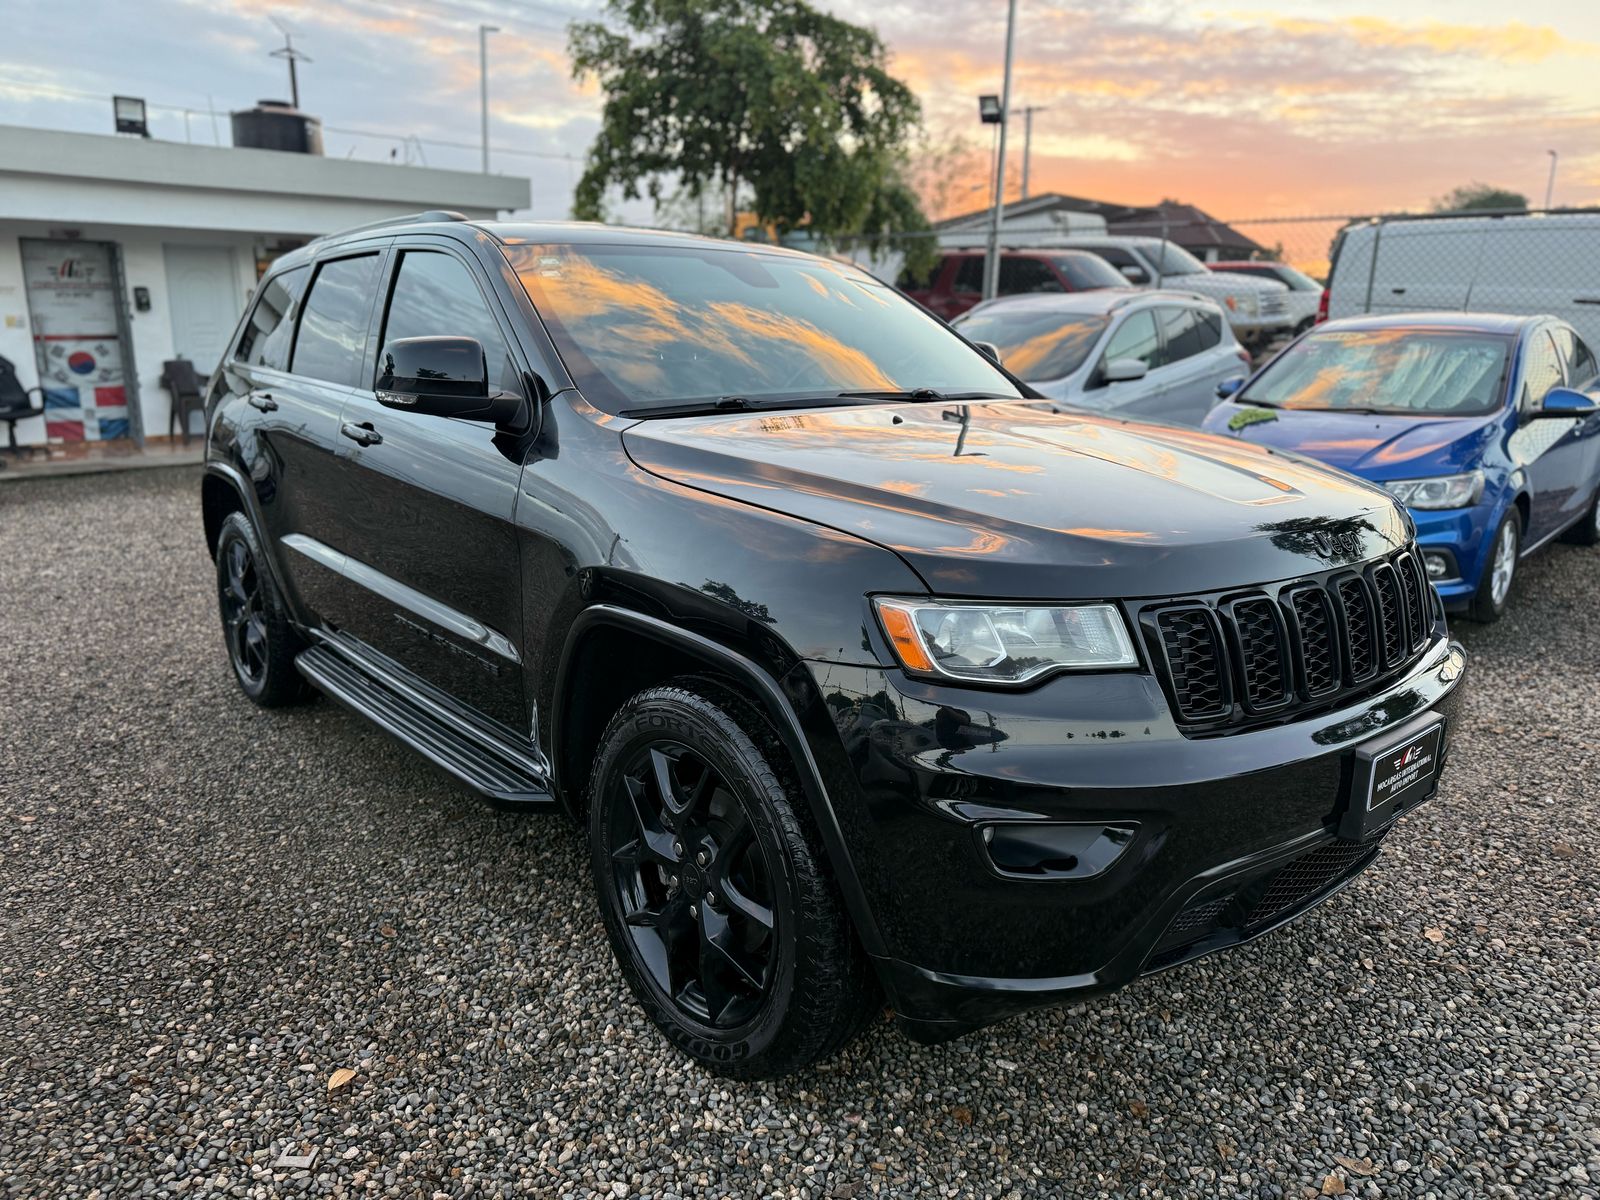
1144, 547, 1435, 733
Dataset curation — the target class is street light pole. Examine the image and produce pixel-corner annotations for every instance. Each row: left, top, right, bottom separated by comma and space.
480, 24, 500, 174
982, 0, 1018, 302
1545, 149, 1558, 209
1018, 105, 1048, 199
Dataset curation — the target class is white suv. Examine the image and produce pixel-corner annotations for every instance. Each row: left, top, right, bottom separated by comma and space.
1054, 235, 1294, 347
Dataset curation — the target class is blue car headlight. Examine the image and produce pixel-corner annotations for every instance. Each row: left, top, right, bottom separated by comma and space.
1382, 470, 1484, 510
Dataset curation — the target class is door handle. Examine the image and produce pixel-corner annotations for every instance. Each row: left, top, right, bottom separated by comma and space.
247, 392, 278, 412
341, 421, 383, 447
1575, 297, 1600, 306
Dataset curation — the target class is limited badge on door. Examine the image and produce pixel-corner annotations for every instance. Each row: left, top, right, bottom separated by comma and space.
1340, 715, 1446, 841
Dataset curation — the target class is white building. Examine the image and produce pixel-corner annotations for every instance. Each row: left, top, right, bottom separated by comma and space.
0, 123, 529, 448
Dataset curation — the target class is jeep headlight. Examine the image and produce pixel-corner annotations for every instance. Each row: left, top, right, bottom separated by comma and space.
1382, 471, 1484, 510
874, 598, 1138, 685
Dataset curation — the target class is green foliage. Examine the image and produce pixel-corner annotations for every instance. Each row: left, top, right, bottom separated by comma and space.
1432, 183, 1529, 213
568, 0, 928, 256
1228, 407, 1279, 432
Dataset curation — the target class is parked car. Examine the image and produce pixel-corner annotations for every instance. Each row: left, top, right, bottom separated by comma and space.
896, 249, 1124, 319
1204, 313, 1600, 621
1049, 235, 1295, 347
1208, 260, 1323, 333
1326, 211, 1600, 350
951, 290, 1250, 426
204, 214, 1465, 1078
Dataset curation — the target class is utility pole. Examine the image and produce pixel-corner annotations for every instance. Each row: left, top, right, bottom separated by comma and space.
1018, 105, 1048, 199
982, 0, 1018, 302
480, 25, 500, 174
268, 17, 311, 109
1545, 149, 1558, 209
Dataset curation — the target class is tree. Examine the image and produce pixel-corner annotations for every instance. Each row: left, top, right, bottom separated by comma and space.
567, 0, 927, 249
1432, 183, 1528, 213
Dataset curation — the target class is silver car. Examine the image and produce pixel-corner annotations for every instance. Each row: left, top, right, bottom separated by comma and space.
953, 290, 1251, 427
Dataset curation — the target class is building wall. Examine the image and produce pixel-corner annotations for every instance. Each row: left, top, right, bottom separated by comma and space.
0, 220, 258, 445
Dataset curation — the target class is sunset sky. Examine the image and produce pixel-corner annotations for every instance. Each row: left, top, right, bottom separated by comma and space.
4, 0, 1597, 226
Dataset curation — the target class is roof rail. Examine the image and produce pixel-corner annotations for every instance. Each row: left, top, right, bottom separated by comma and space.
310, 209, 472, 243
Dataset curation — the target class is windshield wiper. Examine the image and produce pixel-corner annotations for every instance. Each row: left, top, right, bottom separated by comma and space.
618, 396, 758, 418
834, 388, 1013, 402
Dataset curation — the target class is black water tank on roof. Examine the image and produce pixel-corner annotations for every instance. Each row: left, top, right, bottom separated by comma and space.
231, 100, 324, 155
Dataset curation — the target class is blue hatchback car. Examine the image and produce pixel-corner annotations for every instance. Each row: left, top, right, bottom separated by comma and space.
1204, 313, 1600, 621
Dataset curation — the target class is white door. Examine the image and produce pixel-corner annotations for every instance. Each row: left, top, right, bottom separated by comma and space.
164, 244, 240, 374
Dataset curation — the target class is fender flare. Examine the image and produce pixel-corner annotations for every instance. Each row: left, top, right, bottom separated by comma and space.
202, 460, 297, 614
552, 603, 888, 959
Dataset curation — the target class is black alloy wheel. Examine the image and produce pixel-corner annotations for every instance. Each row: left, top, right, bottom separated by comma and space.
213, 510, 310, 707
220, 537, 269, 688
589, 681, 877, 1078
605, 741, 776, 1028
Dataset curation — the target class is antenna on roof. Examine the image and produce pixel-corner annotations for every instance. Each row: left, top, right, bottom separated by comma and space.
268, 15, 312, 109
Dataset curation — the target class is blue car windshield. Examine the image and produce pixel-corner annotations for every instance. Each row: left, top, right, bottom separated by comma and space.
505, 242, 1021, 412
1240, 328, 1512, 416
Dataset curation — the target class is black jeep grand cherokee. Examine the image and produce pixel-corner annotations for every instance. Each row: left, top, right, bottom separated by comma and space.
203, 212, 1465, 1078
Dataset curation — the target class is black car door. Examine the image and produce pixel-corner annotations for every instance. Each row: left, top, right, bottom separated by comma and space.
229, 252, 389, 623
327, 240, 529, 733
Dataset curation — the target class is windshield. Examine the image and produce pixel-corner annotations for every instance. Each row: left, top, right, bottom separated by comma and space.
954, 310, 1108, 380
1239, 328, 1513, 415
1151, 242, 1208, 277
506, 242, 1020, 412
1054, 254, 1126, 291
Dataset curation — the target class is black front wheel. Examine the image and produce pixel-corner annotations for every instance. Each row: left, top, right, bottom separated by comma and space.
214, 511, 310, 706
588, 680, 877, 1078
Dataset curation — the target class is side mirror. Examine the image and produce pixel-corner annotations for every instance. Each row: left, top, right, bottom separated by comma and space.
1215, 376, 1245, 400
972, 340, 1002, 364
1531, 385, 1600, 419
376, 336, 522, 425
1103, 357, 1149, 383
1119, 265, 1149, 284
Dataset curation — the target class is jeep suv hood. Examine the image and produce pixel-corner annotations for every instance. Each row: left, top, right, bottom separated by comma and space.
622, 400, 1410, 599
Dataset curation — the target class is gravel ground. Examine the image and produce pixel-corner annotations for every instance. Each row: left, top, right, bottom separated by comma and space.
2, 466, 1598, 1200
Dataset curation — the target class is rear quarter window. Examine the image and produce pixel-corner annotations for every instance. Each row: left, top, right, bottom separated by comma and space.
235, 266, 309, 371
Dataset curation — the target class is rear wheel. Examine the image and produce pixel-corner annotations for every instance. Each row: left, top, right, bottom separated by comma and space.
588, 680, 876, 1078
214, 511, 310, 706
1468, 510, 1520, 623
1560, 484, 1600, 546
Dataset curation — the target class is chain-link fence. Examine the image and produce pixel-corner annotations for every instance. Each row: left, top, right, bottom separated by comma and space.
1222, 207, 1600, 350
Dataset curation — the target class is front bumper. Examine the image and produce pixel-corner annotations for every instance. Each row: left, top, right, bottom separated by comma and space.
1409, 501, 1498, 609
798, 635, 1466, 1039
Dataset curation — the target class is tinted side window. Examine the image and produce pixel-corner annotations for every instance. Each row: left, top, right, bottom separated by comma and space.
1084, 246, 1148, 283
1519, 330, 1565, 412
1552, 327, 1599, 387
953, 258, 984, 294
1100, 310, 1160, 372
1195, 309, 1224, 350
379, 251, 511, 390
1156, 306, 1205, 363
236, 265, 309, 371
998, 257, 1062, 295
291, 254, 381, 387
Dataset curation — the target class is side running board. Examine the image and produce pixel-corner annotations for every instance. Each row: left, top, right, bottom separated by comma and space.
295, 644, 554, 806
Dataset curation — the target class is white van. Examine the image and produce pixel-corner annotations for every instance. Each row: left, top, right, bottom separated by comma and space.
1327, 211, 1600, 349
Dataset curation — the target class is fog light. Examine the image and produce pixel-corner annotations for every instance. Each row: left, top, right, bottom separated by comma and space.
979, 823, 1137, 880
1423, 552, 1449, 580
